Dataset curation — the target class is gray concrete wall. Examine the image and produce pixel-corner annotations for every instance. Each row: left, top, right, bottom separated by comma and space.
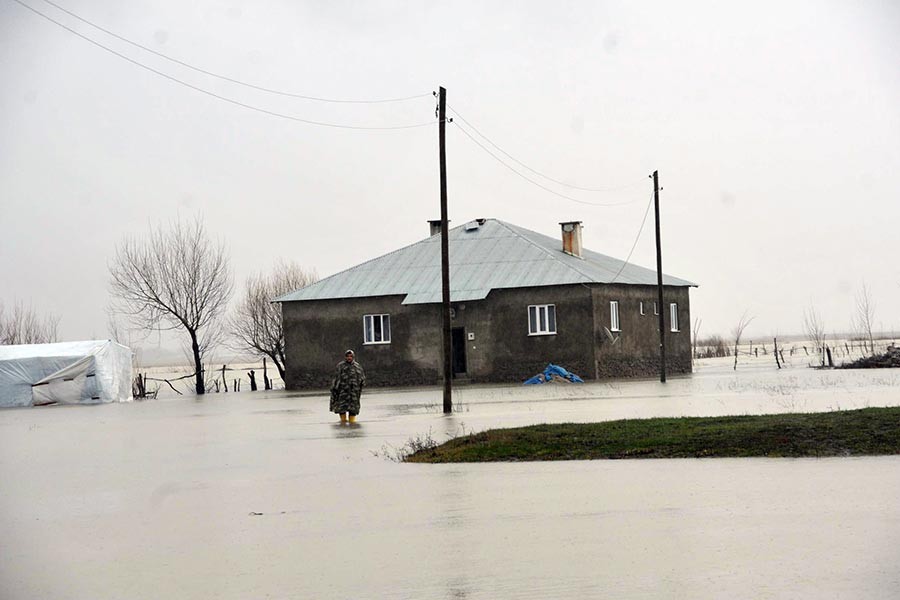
452, 285, 596, 383
283, 295, 441, 389
282, 284, 692, 389
589, 284, 692, 378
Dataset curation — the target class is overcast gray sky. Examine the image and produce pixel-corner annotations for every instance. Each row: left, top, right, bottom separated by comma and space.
2, 0, 899, 349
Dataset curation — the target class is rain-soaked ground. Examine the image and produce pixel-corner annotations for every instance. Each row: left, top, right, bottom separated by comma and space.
2, 361, 899, 599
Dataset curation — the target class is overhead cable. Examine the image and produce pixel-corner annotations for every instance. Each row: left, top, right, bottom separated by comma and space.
449, 105, 648, 192
607, 191, 655, 284
12, 0, 436, 130
35, 0, 431, 104
453, 121, 640, 207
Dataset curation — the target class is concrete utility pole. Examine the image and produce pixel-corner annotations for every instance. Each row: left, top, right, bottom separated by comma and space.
653, 170, 667, 383
438, 86, 452, 413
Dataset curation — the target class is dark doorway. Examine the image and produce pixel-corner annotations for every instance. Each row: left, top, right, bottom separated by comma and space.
451, 328, 467, 377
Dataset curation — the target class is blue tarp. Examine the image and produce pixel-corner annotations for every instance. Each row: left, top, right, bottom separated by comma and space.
523, 363, 584, 385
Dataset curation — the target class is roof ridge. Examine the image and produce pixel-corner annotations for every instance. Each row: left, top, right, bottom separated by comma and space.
498, 219, 679, 284
275, 221, 469, 302
278, 218, 695, 303
494, 219, 598, 284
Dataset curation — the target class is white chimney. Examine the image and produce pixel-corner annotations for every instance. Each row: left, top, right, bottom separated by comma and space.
428, 220, 444, 237
560, 221, 583, 258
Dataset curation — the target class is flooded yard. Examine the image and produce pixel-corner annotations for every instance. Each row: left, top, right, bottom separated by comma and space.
2, 362, 899, 599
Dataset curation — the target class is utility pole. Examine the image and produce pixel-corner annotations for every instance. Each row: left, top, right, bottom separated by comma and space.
653, 170, 667, 383
438, 86, 452, 413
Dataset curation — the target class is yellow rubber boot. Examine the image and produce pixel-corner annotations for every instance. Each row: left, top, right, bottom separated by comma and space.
348, 414, 357, 424
339, 413, 348, 424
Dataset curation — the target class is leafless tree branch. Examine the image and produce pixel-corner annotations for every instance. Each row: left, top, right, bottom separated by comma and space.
230, 260, 317, 380
732, 310, 755, 370
803, 305, 827, 366
691, 317, 702, 362
108, 216, 232, 394
0, 300, 60, 345
854, 282, 876, 355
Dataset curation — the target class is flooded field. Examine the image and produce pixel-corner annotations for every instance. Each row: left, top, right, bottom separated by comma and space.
2, 361, 899, 599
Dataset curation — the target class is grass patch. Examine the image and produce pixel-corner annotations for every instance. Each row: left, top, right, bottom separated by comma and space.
405, 407, 900, 463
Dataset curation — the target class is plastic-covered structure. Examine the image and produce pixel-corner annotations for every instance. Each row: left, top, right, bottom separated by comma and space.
0, 340, 133, 408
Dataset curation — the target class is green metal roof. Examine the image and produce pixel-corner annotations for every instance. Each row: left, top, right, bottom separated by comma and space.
276, 219, 696, 305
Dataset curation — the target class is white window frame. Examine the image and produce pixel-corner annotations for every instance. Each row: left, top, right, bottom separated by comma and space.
639, 301, 645, 316
610, 301, 620, 332
363, 314, 391, 345
528, 304, 557, 336
653, 302, 659, 315
669, 303, 679, 332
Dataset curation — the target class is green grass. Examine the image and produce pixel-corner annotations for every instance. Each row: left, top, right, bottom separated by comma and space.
405, 407, 900, 463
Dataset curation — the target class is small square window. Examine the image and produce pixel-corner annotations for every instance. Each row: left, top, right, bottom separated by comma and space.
528, 304, 557, 335
363, 314, 391, 344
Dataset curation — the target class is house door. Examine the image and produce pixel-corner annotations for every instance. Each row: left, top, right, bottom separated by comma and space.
451, 328, 467, 377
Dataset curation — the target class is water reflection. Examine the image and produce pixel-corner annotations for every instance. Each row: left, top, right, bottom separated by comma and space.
331, 421, 367, 438
2, 364, 900, 599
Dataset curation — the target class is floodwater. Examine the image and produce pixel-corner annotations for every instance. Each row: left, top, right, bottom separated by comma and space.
2, 361, 899, 599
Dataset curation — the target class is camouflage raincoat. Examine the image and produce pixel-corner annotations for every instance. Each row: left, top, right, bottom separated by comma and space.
330, 359, 365, 415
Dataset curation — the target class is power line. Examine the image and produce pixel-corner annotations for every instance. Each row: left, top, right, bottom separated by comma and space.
35, 0, 431, 105
11, 0, 436, 130
449, 104, 648, 192
608, 191, 655, 284
453, 121, 640, 207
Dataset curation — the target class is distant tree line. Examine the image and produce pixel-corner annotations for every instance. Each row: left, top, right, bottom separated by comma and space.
691, 281, 891, 370
0, 300, 59, 345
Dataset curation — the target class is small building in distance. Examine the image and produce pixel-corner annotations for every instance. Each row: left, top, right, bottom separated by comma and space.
277, 219, 696, 389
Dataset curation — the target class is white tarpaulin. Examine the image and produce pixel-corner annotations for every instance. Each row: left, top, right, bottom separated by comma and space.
0, 340, 133, 408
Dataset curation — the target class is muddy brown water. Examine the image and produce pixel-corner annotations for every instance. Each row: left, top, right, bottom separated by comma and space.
2, 362, 899, 599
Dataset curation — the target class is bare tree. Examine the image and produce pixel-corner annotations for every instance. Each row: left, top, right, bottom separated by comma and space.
803, 305, 827, 366
731, 310, 755, 370
109, 217, 232, 394
105, 306, 128, 346
0, 300, 60, 345
854, 282, 876, 355
189, 323, 228, 393
231, 260, 317, 381
691, 316, 702, 362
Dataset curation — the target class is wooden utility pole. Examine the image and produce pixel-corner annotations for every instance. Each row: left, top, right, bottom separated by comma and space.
653, 170, 667, 383
438, 86, 452, 413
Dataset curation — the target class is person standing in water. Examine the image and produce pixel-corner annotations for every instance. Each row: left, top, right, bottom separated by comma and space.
330, 349, 365, 424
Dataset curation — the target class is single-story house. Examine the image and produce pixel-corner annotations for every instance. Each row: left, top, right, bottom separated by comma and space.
277, 219, 696, 388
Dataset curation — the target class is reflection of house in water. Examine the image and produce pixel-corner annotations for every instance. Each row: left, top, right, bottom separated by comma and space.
277, 219, 696, 389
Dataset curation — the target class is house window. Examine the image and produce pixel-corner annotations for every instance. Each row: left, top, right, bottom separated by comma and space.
363, 314, 391, 344
654, 302, 659, 315
610, 301, 620, 332
528, 304, 556, 335
670, 303, 679, 332
639, 301, 645, 316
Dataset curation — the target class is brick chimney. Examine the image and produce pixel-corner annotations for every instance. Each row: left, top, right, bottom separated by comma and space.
560, 221, 583, 257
